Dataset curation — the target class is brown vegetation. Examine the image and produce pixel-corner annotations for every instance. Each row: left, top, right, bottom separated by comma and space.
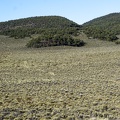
0, 35, 120, 119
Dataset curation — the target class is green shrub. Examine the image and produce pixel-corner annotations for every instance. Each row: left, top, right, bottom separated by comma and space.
115, 40, 120, 44
26, 34, 85, 48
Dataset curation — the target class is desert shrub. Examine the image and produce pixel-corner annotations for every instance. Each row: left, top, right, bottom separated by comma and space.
115, 40, 120, 44
72, 39, 86, 47
26, 34, 85, 48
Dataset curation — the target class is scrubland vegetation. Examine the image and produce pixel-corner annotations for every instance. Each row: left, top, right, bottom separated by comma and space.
83, 13, 120, 42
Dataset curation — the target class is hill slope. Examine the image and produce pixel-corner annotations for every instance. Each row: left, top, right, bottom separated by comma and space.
83, 13, 120, 42
0, 16, 80, 30
83, 13, 120, 27
0, 16, 81, 39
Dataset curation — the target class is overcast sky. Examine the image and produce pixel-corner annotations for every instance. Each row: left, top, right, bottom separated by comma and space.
1, 0, 120, 24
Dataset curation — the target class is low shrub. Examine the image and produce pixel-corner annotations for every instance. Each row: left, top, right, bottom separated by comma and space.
115, 40, 120, 44
26, 34, 85, 48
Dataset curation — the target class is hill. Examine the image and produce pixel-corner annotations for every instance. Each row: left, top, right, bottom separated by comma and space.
0, 16, 80, 30
82, 13, 120, 42
0, 16, 81, 39
0, 16, 86, 47
1, 13, 120, 47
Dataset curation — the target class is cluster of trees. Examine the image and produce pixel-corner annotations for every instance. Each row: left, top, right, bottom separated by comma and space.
26, 34, 85, 48
83, 13, 120, 41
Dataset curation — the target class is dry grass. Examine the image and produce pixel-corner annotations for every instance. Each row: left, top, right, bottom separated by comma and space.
0, 35, 120, 120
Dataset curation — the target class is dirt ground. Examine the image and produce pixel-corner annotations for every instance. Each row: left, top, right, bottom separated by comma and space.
0, 35, 120, 120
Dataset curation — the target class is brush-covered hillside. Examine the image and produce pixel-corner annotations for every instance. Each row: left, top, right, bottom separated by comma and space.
83, 13, 120, 42
0, 16, 80, 30
1, 13, 120, 48
0, 16, 86, 47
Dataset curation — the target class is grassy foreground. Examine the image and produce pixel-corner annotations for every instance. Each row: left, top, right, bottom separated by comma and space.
0, 35, 120, 120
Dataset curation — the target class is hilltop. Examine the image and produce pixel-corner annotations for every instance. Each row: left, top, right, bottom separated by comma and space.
83, 13, 120, 27
0, 16, 80, 30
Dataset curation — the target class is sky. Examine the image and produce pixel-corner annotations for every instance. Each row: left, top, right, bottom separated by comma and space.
1, 0, 120, 24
